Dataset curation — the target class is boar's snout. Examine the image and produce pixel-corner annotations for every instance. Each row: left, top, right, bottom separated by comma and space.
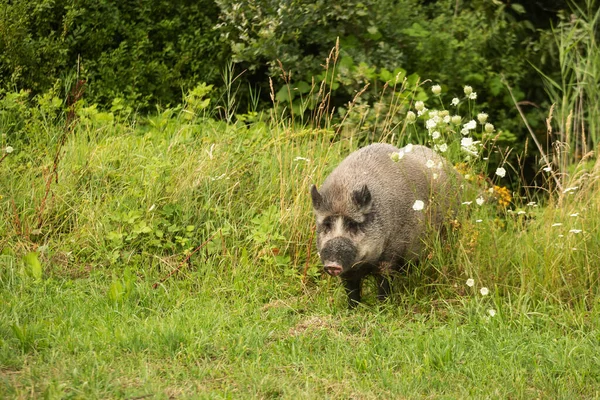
323, 262, 343, 277
319, 237, 357, 276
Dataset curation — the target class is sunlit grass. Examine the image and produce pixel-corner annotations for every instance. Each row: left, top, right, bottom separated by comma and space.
2, 47, 600, 397
1, 93, 600, 396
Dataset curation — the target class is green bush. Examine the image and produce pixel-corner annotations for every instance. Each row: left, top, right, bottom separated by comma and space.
0, 0, 227, 110
216, 0, 547, 144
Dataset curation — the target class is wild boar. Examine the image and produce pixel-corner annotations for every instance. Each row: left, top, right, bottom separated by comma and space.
310, 143, 459, 306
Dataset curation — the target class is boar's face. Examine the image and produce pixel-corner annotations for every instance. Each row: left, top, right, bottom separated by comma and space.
311, 184, 376, 276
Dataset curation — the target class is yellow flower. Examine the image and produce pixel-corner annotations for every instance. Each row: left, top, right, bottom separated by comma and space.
493, 185, 512, 207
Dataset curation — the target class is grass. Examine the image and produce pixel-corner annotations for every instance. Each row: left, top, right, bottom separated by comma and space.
2, 263, 600, 398
1, 71, 600, 397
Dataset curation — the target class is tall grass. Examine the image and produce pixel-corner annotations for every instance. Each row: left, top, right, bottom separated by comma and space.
536, 0, 600, 170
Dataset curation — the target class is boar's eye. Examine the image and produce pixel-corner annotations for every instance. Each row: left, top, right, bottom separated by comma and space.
344, 218, 361, 235
320, 217, 333, 233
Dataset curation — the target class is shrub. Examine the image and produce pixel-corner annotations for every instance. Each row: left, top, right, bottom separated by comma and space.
0, 0, 228, 110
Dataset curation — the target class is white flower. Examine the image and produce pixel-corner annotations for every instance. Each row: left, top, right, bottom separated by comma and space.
461, 137, 474, 148
485, 123, 495, 133
406, 111, 416, 123
466, 278, 475, 287
432, 173, 439, 180
476, 197, 484, 206
426, 159, 435, 168
431, 84, 442, 95
431, 131, 441, 140
4, 146, 13, 154
412, 200, 425, 211
517, 210, 526, 215
495, 167, 506, 178
477, 113, 488, 124
464, 85, 473, 96
488, 309, 496, 317
527, 201, 537, 206
451, 97, 460, 106
569, 229, 582, 234
460, 137, 479, 156
480, 287, 489, 296
426, 118, 437, 130
451, 115, 461, 125
415, 101, 425, 112
443, 115, 450, 124
551, 223, 562, 227
404, 143, 413, 152
469, 92, 478, 100
436, 143, 448, 153
463, 120, 477, 131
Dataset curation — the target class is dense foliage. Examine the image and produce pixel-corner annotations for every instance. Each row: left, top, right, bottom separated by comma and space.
0, 0, 226, 109
0, 0, 561, 112
0, 0, 597, 172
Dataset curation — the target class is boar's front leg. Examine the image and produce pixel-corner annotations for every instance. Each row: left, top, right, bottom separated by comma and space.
343, 278, 361, 307
376, 275, 391, 301
376, 261, 394, 301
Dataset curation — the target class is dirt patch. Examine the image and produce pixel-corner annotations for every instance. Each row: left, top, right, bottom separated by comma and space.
288, 315, 337, 337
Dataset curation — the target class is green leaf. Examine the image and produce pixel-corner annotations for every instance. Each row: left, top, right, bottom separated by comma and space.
402, 23, 429, 38
489, 75, 504, 96
366, 25, 382, 40
11, 324, 26, 343
510, 4, 526, 14
276, 86, 292, 103
295, 81, 311, 94
392, 68, 407, 83
108, 280, 124, 303
379, 68, 393, 83
22, 252, 42, 281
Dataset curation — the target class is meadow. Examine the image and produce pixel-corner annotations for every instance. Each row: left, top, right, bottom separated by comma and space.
1, 77, 600, 399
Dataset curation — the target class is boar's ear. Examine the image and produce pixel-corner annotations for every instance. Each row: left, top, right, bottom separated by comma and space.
310, 185, 324, 210
352, 185, 372, 213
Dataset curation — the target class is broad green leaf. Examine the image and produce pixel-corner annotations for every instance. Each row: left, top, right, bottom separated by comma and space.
276, 86, 292, 103
108, 280, 124, 303
23, 252, 42, 281
511, 4, 526, 14
295, 81, 311, 94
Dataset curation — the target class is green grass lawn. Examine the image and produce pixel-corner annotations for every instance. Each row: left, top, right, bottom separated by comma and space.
2, 269, 600, 398
2, 99, 600, 398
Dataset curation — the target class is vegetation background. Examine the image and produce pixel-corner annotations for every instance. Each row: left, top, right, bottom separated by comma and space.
1, 0, 600, 398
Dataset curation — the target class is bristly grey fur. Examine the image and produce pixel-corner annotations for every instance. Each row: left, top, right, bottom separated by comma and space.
311, 143, 461, 306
